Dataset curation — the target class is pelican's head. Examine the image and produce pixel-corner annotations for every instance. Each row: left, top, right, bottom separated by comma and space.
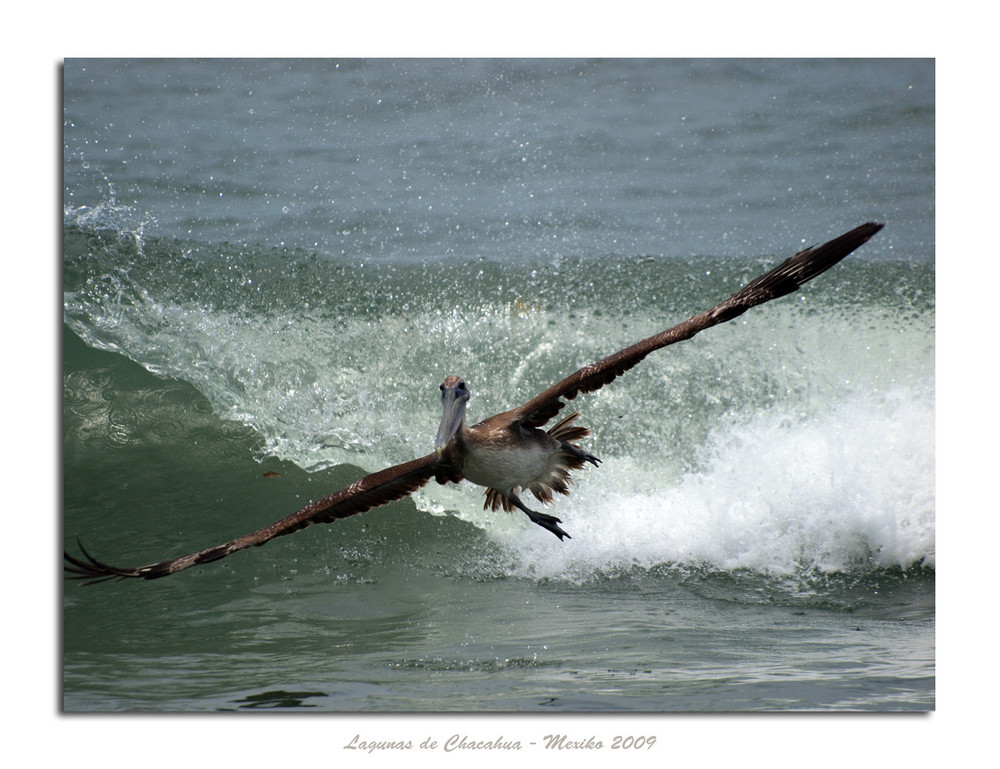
435, 375, 470, 456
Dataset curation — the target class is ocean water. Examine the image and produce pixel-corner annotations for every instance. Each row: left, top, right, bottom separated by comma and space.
62, 59, 934, 713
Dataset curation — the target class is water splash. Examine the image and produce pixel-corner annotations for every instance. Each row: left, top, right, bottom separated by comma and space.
492, 383, 934, 581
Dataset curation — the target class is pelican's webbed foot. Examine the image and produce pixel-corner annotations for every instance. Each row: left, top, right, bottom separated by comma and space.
508, 493, 571, 541
561, 442, 601, 468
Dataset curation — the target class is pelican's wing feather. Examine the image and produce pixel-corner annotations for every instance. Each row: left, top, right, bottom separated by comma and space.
513, 222, 884, 428
65, 452, 441, 582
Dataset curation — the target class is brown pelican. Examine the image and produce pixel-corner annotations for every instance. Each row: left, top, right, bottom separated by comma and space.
65, 222, 884, 582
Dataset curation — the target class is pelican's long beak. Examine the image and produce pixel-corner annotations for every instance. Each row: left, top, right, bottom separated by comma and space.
435, 379, 470, 456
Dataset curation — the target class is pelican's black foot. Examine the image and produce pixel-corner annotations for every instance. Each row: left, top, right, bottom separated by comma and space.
508, 493, 571, 540
562, 442, 601, 468
525, 509, 571, 541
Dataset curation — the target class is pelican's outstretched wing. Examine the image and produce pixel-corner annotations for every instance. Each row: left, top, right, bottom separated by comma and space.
513, 222, 884, 428
65, 452, 441, 582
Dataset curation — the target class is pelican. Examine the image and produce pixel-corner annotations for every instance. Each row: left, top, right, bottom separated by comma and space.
65, 222, 884, 582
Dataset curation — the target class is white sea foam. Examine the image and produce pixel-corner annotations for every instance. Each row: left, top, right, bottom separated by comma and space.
488, 382, 934, 579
